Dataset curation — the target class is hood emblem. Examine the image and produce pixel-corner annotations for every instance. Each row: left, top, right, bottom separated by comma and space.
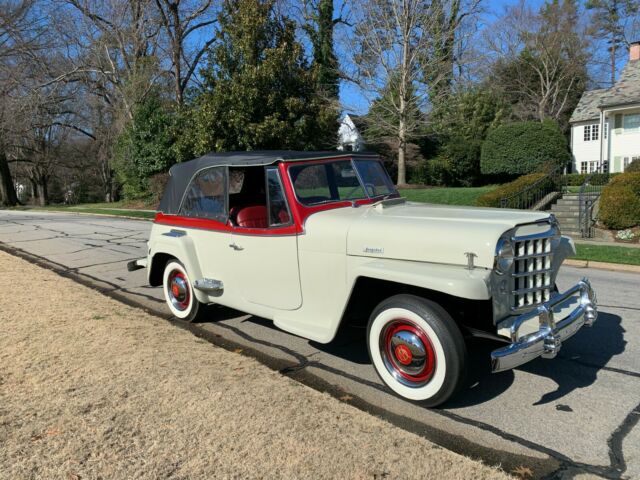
465, 252, 477, 270
363, 246, 384, 255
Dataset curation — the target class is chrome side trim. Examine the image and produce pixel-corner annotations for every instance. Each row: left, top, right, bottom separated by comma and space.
162, 229, 187, 237
491, 278, 597, 373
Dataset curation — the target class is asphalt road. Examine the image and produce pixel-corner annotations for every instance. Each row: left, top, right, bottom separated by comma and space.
1, 210, 639, 479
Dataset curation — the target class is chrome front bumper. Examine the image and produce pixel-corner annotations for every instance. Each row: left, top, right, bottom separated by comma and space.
491, 278, 597, 373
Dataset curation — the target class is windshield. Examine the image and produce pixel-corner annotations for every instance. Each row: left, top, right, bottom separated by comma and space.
289, 159, 398, 206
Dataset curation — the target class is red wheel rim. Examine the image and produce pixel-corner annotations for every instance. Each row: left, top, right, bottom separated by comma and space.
380, 319, 436, 386
168, 270, 190, 311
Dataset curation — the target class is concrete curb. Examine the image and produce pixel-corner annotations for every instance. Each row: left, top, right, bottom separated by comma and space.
565, 258, 640, 274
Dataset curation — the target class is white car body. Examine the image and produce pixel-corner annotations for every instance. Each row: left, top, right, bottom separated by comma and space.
135, 151, 598, 405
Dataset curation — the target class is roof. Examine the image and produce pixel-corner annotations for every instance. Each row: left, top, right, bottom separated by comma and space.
570, 60, 640, 123
158, 150, 378, 215
347, 114, 367, 131
598, 60, 640, 108
570, 88, 607, 122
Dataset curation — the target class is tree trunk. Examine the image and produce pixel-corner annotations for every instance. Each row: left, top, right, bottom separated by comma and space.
397, 91, 407, 185
610, 42, 616, 87
36, 177, 48, 206
0, 151, 19, 206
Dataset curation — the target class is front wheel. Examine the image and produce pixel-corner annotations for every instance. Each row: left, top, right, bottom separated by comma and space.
162, 260, 203, 322
367, 294, 467, 407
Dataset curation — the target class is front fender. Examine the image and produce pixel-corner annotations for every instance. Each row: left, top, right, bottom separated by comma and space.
347, 257, 492, 300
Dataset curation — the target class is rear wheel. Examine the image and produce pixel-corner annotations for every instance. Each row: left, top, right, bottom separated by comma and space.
367, 294, 467, 407
162, 260, 203, 322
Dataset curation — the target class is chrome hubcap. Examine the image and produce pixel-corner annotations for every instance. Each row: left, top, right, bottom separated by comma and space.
380, 320, 435, 388
168, 271, 190, 311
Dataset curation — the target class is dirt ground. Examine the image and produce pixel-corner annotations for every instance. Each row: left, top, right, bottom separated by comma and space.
0, 251, 512, 480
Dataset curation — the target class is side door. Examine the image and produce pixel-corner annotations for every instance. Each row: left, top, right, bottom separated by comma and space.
179, 166, 233, 295
230, 166, 302, 311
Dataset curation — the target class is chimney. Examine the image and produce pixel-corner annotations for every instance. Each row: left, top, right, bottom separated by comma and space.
631, 41, 640, 62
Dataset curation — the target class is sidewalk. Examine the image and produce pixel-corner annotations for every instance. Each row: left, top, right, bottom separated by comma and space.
0, 251, 511, 480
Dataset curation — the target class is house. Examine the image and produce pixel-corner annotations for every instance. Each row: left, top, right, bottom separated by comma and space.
337, 114, 366, 152
569, 41, 640, 174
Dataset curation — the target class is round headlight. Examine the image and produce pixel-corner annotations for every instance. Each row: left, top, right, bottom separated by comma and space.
495, 237, 514, 274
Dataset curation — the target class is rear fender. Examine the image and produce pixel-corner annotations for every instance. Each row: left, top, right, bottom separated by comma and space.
149, 234, 208, 304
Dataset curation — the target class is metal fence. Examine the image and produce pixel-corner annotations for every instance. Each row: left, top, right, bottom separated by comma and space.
578, 170, 610, 238
499, 168, 565, 210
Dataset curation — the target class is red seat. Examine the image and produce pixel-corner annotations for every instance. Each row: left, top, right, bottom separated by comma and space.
235, 205, 268, 228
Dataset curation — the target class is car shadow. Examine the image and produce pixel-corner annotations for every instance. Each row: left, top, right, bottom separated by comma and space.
196, 304, 249, 322
444, 311, 625, 409
309, 323, 371, 365
194, 304, 626, 409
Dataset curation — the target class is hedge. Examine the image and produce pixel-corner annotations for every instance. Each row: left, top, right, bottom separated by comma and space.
599, 172, 640, 229
626, 160, 640, 173
562, 172, 618, 186
476, 173, 547, 207
481, 121, 571, 175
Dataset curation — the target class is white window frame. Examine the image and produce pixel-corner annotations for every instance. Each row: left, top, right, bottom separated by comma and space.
592, 124, 599, 141
623, 114, 640, 133
604, 122, 608, 139
580, 161, 588, 174
583, 125, 591, 141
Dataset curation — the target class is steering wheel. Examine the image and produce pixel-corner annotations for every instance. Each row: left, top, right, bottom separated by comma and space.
342, 185, 365, 200
364, 183, 377, 197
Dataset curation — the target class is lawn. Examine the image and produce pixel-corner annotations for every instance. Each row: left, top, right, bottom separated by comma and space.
10, 204, 156, 219
399, 186, 498, 206
574, 244, 640, 266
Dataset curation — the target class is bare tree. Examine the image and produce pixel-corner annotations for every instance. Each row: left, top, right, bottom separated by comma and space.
347, 0, 477, 185
0, 0, 40, 205
486, 0, 588, 128
153, 0, 218, 104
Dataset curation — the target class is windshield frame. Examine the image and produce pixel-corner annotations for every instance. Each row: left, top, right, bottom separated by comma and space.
286, 157, 399, 207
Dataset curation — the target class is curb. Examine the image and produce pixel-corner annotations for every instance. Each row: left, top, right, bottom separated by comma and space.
565, 258, 640, 274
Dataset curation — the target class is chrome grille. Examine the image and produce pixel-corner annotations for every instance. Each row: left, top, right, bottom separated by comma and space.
511, 231, 554, 310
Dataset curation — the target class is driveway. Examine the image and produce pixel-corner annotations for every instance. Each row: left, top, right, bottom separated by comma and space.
1, 210, 638, 479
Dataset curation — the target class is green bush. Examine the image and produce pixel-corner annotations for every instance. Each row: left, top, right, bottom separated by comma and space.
481, 121, 571, 175
476, 173, 547, 207
410, 138, 481, 187
599, 172, 640, 229
410, 157, 450, 186
626, 160, 640, 173
562, 172, 618, 186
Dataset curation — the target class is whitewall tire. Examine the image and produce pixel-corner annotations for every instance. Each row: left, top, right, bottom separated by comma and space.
367, 294, 466, 406
162, 260, 202, 322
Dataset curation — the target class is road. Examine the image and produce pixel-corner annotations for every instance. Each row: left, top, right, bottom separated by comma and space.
1, 210, 638, 479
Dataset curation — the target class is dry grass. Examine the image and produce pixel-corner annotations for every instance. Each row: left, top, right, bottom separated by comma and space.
0, 251, 512, 480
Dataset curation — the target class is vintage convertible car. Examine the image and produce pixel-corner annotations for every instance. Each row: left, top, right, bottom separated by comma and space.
130, 151, 597, 406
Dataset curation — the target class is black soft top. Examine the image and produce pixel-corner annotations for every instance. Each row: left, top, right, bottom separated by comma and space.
158, 150, 378, 214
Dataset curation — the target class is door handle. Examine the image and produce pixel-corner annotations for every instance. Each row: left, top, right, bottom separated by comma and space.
229, 242, 244, 251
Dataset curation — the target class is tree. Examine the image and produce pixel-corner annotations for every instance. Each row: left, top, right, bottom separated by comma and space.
299, 0, 341, 99
115, 93, 176, 199
488, 0, 588, 130
586, 0, 640, 86
349, 0, 475, 185
423, 0, 480, 112
182, 0, 336, 155
153, 0, 218, 105
480, 121, 572, 176
0, 0, 40, 206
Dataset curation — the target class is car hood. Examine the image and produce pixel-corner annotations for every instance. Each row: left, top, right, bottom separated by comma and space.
346, 200, 551, 269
